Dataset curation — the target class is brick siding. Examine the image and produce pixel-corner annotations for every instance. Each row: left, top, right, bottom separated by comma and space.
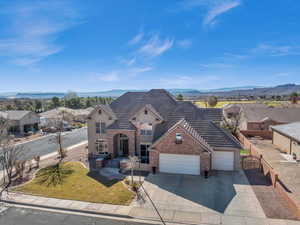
150, 126, 211, 175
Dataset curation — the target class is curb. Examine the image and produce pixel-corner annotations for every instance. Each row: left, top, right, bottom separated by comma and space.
0, 199, 133, 220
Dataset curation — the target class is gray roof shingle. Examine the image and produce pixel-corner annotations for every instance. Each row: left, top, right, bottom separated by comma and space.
1, 110, 33, 120
102, 89, 239, 149
233, 103, 300, 123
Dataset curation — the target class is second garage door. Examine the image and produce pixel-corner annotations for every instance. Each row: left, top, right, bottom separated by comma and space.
212, 151, 234, 171
159, 153, 200, 175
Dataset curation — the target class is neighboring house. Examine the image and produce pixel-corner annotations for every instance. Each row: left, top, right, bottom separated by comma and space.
224, 103, 300, 131
271, 122, 300, 159
0, 110, 40, 135
40, 107, 93, 127
88, 89, 240, 175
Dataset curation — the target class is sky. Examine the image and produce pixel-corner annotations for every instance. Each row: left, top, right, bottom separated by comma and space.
0, 0, 300, 92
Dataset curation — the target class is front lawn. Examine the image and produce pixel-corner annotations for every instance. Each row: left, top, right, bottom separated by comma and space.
13, 162, 134, 205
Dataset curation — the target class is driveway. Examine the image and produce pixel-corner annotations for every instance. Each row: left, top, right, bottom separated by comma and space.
132, 170, 266, 218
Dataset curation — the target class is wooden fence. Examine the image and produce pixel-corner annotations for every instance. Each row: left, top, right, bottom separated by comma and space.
237, 132, 300, 219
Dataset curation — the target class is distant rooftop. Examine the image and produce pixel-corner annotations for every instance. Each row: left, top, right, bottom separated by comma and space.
271, 122, 300, 143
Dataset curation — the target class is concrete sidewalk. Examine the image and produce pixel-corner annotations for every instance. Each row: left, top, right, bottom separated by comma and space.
1, 191, 300, 225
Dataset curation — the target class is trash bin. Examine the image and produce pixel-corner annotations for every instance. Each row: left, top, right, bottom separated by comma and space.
204, 170, 208, 179
152, 166, 156, 174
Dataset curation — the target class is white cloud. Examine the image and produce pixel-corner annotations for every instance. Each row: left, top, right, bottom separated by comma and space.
180, 0, 241, 27
0, 1, 82, 66
203, 1, 240, 26
275, 72, 290, 77
120, 57, 136, 66
177, 39, 192, 49
129, 32, 144, 45
97, 71, 120, 82
252, 44, 300, 56
200, 63, 233, 69
139, 34, 174, 57
159, 75, 219, 88
130, 67, 153, 73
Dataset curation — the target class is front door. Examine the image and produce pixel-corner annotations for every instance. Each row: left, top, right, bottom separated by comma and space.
121, 139, 129, 156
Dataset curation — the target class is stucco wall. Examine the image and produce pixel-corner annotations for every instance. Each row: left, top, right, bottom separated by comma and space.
273, 131, 291, 154
291, 140, 300, 159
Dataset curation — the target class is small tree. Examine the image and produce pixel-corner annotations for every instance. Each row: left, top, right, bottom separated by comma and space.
52, 97, 60, 108
207, 96, 218, 108
222, 110, 242, 135
0, 116, 25, 193
290, 92, 299, 104
49, 110, 73, 161
176, 94, 183, 101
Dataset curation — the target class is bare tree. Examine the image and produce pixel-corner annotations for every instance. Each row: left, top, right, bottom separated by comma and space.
0, 116, 25, 194
222, 110, 242, 135
49, 110, 73, 161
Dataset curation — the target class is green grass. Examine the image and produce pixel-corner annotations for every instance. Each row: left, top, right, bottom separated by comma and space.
240, 149, 249, 155
13, 162, 134, 205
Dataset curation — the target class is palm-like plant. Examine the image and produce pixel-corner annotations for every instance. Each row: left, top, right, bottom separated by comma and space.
36, 163, 73, 186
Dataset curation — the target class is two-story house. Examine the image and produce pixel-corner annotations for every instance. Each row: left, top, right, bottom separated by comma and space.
87, 89, 241, 175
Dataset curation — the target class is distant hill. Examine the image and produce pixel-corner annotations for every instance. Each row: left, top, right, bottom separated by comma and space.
198, 84, 300, 97
0, 84, 299, 99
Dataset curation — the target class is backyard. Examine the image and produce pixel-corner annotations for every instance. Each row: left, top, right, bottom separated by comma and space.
13, 161, 135, 205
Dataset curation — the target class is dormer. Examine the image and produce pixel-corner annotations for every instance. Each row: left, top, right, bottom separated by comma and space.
130, 104, 164, 125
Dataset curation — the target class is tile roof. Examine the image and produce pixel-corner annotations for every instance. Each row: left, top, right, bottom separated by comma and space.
271, 122, 300, 143
101, 89, 239, 149
243, 107, 300, 123
226, 103, 300, 123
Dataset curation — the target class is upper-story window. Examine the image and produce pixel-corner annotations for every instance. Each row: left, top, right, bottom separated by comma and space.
95, 139, 106, 153
140, 123, 152, 136
96, 122, 106, 134
98, 109, 102, 114
144, 110, 148, 115
175, 133, 182, 144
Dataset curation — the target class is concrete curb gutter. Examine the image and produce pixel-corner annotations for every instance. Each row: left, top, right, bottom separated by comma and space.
0, 199, 132, 220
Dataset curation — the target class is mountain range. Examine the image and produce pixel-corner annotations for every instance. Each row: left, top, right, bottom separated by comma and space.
0, 84, 299, 99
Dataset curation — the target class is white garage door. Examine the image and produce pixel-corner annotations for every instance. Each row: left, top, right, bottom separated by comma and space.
212, 151, 234, 171
159, 153, 200, 175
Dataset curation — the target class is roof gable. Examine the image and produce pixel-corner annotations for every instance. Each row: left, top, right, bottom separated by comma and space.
152, 119, 214, 153
89, 105, 116, 119
130, 104, 164, 121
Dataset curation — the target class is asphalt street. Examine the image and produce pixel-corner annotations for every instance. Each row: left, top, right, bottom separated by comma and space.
19, 128, 87, 160
0, 206, 158, 225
